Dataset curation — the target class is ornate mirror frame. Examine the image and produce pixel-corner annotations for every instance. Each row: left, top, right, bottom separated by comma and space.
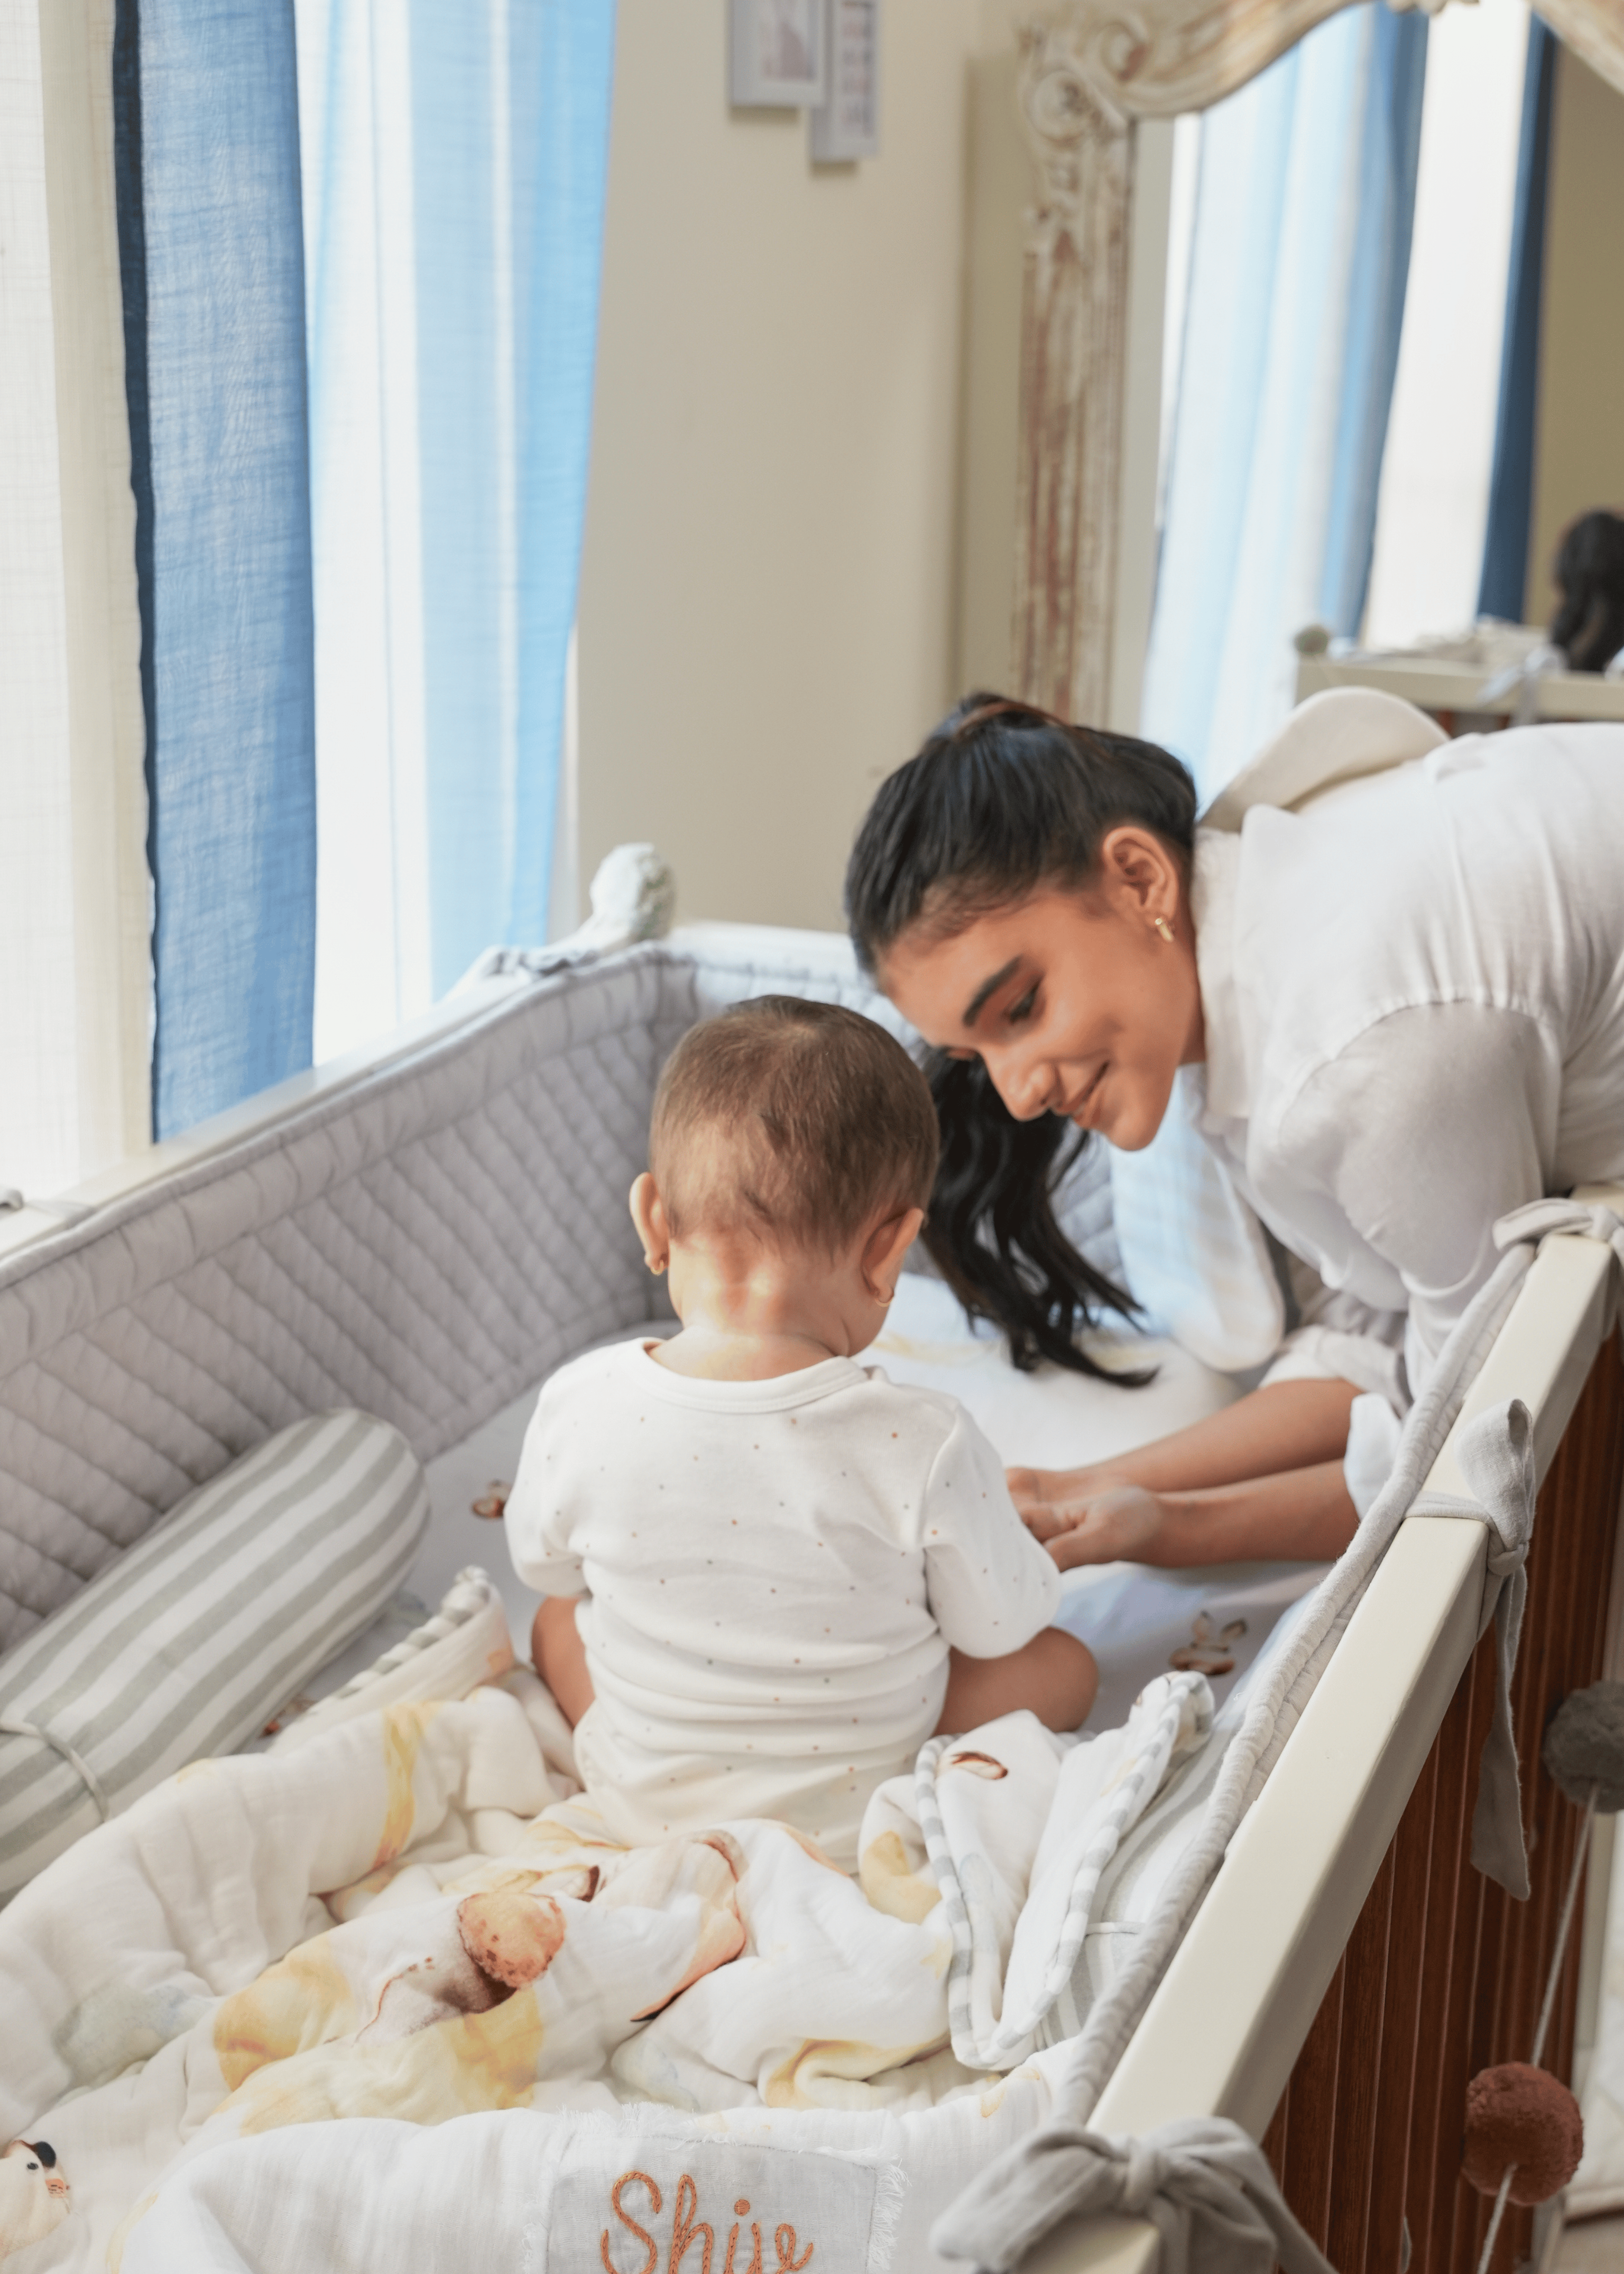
1011, 0, 1624, 723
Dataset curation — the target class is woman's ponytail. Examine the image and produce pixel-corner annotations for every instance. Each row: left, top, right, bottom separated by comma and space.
846, 693, 1196, 1379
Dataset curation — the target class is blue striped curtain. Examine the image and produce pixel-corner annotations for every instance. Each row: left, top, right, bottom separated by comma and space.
115, 0, 618, 1120
1141, 3, 1428, 804
1478, 18, 1557, 623
114, 0, 317, 1139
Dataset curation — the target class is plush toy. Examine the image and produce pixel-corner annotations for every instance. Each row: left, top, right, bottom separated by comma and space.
0, 2140, 70, 2261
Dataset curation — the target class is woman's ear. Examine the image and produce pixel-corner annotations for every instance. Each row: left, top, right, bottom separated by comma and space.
1097, 825, 1183, 934
629, 1174, 670, 1274
861, 1205, 925, 1302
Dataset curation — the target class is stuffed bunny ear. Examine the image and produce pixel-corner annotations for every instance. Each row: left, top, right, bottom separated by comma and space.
1221, 1620, 1247, 1646
1189, 1613, 1213, 1644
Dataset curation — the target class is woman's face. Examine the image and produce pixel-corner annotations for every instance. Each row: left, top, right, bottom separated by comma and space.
878, 829, 1203, 1152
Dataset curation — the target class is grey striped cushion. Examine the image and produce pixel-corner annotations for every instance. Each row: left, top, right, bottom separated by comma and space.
0, 1410, 428, 1903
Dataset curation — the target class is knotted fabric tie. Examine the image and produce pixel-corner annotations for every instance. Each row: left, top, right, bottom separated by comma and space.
931, 2117, 1336, 2274
0, 1716, 110, 1820
1410, 1398, 1534, 1897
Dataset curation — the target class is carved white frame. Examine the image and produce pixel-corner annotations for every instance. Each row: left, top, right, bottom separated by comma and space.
1011, 0, 1624, 724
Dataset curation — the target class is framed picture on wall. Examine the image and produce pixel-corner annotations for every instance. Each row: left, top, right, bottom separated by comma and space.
809, 0, 879, 161
730, 0, 826, 108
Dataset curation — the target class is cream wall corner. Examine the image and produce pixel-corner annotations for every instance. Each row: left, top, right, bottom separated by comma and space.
576, 0, 1000, 933
1525, 44, 1624, 624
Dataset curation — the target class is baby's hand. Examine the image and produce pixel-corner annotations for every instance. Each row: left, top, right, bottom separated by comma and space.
1006, 1464, 1135, 1542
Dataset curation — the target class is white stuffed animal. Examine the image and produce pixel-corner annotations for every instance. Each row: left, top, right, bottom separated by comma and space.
0, 2141, 69, 2260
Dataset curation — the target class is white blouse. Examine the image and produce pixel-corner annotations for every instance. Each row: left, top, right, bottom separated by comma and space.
1191, 722, 1624, 1400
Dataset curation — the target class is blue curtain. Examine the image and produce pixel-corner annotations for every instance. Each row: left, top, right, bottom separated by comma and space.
1478, 19, 1557, 623
299, 0, 617, 1056
1318, 6, 1428, 637
1140, 4, 1428, 804
113, 0, 318, 1139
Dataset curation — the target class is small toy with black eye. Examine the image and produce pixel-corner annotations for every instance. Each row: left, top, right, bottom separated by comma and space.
0, 2136, 70, 2261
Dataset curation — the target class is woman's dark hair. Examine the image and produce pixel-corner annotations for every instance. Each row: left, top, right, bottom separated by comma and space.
1550, 510, 1624, 672
845, 692, 1198, 1378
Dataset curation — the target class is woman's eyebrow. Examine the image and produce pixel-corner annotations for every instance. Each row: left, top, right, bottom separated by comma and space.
962, 958, 1021, 1028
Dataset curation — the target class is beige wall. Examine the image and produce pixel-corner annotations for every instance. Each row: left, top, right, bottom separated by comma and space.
576, 0, 1002, 932
953, 49, 1026, 702
1525, 45, 1624, 621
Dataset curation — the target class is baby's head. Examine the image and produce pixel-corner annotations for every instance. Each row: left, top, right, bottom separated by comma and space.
634, 997, 939, 1351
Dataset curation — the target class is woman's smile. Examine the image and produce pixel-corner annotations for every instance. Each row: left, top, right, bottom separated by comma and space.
879, 881, 1196, 1154
1065, 1060, 1110, 1127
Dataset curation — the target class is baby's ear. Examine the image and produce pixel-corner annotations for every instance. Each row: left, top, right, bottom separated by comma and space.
629, 1173, 669, 1268
865, 1204, 925, 1285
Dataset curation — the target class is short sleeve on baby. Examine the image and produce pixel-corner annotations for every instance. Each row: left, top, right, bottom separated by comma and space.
917, 1406, 1062, 1654
502, 1364, 590, 1596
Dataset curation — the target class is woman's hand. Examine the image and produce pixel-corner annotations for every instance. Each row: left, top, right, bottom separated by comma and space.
1007, 1466, 1165, 1567
1008, 1457, 1360, 1568
1006, 1463, 1125, 1540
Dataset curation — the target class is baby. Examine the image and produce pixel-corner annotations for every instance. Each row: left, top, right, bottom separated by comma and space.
504, 996, 1096, 1866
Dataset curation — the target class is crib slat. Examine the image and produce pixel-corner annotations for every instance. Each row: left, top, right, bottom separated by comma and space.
1258, 2086, 1288, 2192
1280, 1950, 1344, 2249
1324, 1839, 1392, 2272
1437, 1640, 1497, 2274
1404, 1638, 1478, 2266
1364, 1743, 1437, 2271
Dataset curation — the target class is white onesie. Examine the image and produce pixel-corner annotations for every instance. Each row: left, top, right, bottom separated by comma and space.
504, 1339, 1062, 1866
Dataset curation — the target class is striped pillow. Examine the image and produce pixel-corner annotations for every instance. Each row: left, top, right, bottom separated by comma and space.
0, 1409, 428, 1903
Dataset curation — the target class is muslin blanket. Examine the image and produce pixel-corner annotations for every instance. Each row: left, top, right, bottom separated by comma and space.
0, 1666, 1210, 2271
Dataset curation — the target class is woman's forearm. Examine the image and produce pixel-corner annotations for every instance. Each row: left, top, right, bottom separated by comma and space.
1149, 1461, 1358, 1565
1095, 1377, 1360, 1494
1043, 1460, 1358, 1571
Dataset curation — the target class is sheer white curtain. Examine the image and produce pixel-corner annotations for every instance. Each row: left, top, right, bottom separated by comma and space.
296, 0, 616, 1066
296, 0, 431, 1061
1141, 3, 1427, 804
0, 0, 149, 1206
1363, 0, 1530, 647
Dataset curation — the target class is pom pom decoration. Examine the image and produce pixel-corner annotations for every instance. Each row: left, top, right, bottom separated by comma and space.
1463, 2064, 1583, 2205
1543, 1681, 1624, 1812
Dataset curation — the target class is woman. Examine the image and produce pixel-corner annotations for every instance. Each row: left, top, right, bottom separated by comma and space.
845, 693, 1624, 1570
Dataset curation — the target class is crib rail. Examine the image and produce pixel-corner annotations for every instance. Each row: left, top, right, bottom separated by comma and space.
1041, 1201, 1624, 2274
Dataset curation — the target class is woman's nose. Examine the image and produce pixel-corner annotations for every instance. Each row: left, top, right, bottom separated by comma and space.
989, 1047, 1054, 1122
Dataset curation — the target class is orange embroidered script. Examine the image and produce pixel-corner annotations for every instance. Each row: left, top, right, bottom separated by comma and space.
602, 2171, 815, 2273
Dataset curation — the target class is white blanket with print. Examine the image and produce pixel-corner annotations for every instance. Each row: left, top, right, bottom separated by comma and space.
0, 1667, 1209, 2273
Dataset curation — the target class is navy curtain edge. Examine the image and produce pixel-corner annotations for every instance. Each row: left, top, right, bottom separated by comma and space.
112, 0, 159, 1136
1478, 16, 1557, 623
112, 0, 318, 1140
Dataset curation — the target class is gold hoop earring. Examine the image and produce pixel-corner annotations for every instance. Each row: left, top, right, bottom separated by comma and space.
645, 1257, 666, 1276
1153, 916, 1175, 944
875, 1288, 894, 1308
